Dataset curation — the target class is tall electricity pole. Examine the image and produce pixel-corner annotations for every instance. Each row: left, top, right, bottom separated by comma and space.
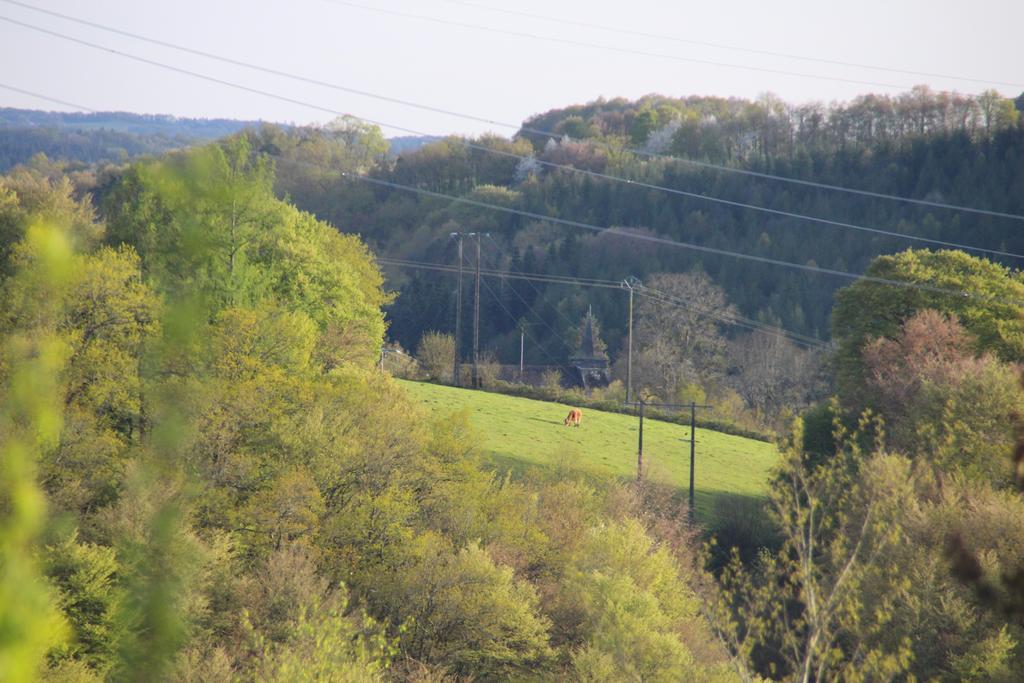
636, 398, 645, 482
451, 232, 464, 386
621, 276, 640, 404
689, 401, 696, 514
519, 327, 525, 379
472, 232, 482, 389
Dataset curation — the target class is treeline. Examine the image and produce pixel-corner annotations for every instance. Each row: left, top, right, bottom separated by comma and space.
0, 108, 270, 172
520, 86, 1024, 158
250, 89, 1024, 351
0, 128, 187, 172
216, 89, 1024, 424
0, 108, 261, 139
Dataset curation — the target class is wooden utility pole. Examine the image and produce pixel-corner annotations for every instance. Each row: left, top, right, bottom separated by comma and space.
624, 398, 711, 504
621, 277, 640, 404
519, 328, 525, 379
451, 232, 464, 386
636, 398, 645, 482
689, 401, 696, 513
472, 232, 482, 388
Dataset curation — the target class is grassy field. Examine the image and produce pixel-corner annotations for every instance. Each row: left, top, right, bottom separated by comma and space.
398, 380, 777, 522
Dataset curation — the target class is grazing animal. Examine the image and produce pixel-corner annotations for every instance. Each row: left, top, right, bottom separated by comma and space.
563, 408, 583, 427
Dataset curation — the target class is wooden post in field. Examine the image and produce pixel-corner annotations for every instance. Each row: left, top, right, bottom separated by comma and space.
451, 232, 463, 386
689, 401, 696, 514
636, 398, 645, 482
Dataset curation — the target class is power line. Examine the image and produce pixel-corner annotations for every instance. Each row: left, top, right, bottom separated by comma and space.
636, 287, 828, 349
2, 69, 1017, 305
478, 275, 563, 365
0, 86, 911, 347
433, 0, 1024, 90
5, 5, 1021, 241
6, 2, 1023, 228
0, 81, 99, 112
378, 257, 840, 350
377, 256, 624, 289
485, 234, 579, 332
314, 0, 935, 92
351, 176, 1024, 306
480, 235, 828, 349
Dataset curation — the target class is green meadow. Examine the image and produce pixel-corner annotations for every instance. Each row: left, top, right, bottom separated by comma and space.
398, 379, 778, 521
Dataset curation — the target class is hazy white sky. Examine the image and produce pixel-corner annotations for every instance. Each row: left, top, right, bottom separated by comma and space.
0, 0, 1021, 136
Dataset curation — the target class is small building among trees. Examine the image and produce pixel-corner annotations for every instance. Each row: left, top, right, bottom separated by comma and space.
567, 306, 611, 392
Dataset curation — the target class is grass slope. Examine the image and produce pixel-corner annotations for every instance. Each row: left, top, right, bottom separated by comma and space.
399, 380, 777, 521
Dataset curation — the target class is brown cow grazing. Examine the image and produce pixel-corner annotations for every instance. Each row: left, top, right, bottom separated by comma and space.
563, 408, 583, 427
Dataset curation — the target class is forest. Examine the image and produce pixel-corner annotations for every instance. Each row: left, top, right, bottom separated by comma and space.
248, 87, 1024, 428
1, 85, 1024, 681
0, 108, 266, 172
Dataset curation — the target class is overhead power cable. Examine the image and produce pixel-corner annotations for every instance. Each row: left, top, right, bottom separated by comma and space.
0, 68, 1014, 308
348, 175, 1024, 306
0, 81, 99, 111
484, 234, 579, 330
314, 0, 931, 92
478, 275, 563, 364
0, 81, 946, 342
0, 80, 965, 341
434, 0, 1023, 89
635, 287, 828, 348
5, 3, 1022, 227
377, 256, 624, 289
379, 256, 829, 349
480, 234, 827, 348
0, 80, 995, 338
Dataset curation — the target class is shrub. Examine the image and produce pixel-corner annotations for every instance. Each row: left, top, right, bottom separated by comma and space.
382, 349, 419, 379
541, 368, 563, 394
417, 332, 455, 383
706, 495, 781, 567
477, 351, 501, 389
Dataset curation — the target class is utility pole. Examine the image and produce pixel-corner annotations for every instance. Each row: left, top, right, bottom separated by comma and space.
689, 401, 696, 514
621, 276, 640, 404
624, 398, 711, 503
472, 232, 482, 388
519, 327, 525, 379
451, 232, 464, 386
636, 398, 645, 482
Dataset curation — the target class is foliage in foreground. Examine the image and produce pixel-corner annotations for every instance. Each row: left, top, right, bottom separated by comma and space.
0, 146, 732, 681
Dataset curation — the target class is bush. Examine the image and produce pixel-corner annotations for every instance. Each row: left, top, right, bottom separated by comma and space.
706, 495, 781, 567
417, 332, 455, 383
382, 346, 419, 379
477, 351, 501, 389
801, 401, 837, 458
541, 368, 563, 393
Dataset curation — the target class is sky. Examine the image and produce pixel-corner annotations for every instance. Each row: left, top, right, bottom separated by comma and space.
0, 0, 1021, 137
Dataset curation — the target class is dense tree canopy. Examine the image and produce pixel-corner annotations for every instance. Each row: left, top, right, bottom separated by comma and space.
0, 144, 735, 681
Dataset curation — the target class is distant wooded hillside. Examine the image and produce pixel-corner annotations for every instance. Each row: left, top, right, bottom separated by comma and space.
0, 108, 443, 171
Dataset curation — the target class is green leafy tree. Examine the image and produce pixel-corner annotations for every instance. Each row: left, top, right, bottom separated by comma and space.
711, 417, 913, 682
0, 223, 73, 682
43, 531, 123, 676
248, 592, 395, 682
417, 331, 455, 382
387, 534, 554, 678
832, 249, 1024, 400
565, 520, 725, 682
